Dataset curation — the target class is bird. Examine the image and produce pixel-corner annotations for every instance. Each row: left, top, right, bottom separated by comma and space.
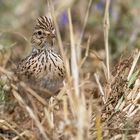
17, 16, 65, 93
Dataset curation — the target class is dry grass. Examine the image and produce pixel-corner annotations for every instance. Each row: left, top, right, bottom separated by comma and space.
0, 0, 140, 140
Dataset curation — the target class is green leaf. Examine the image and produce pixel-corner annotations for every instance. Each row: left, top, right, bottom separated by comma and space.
128, 69, 140, 87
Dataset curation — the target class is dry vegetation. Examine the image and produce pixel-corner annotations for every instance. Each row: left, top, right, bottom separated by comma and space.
0, 0, 140, 140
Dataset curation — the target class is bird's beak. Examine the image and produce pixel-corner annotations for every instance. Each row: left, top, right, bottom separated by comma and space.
50, 33, 56, 38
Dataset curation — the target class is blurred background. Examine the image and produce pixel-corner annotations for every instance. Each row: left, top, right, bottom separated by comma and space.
0, 1, 140, 139
0, 0, 140, 69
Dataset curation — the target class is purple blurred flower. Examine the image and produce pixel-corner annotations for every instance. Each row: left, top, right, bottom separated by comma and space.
96, 0, 104, 11
59, 11, 68, 26
95, 0, 113, 13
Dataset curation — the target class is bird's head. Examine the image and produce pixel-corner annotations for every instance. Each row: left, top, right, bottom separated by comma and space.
31, 16, 56, 49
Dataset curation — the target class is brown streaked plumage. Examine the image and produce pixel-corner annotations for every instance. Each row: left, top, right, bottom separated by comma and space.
17, 16, 65, 93
17, 49, 65, 80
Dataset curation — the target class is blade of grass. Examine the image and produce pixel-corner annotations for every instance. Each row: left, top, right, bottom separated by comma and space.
103, 0, 110, 81
77, 0, 93, 62
127, 50, 140, 81
95, 113, 102, 140
79, 36, 90, 68
94, 73, 106, 104
48, 0, 71, 82
67, 8, 80, 97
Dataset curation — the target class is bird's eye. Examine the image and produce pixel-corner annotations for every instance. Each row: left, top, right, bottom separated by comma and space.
37, 31, 42, 35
